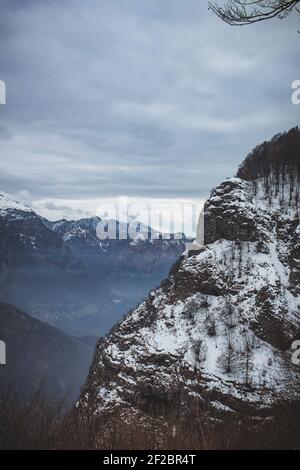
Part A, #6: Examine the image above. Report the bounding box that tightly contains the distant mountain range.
[0,192,187,336]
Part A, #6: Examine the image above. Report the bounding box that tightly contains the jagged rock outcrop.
[78,129,300,424]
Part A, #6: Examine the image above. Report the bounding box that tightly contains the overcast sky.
[0,0,299,222]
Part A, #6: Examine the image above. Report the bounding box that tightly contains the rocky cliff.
[77,128,300,425]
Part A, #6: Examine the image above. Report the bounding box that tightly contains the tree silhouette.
[209,1,300,26]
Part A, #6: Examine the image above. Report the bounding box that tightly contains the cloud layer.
[0,0,299,209]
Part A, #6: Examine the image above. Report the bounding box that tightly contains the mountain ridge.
[0,192,186,336]
[0,301,94,403]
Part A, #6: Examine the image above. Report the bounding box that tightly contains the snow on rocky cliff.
[78,128,300,423]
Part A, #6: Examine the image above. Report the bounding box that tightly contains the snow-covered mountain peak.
[0,191,32,215]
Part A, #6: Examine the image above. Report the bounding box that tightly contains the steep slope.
[78,128,300,425]
[0,302,94,403]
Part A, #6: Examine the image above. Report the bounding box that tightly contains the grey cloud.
[0,0,299,203]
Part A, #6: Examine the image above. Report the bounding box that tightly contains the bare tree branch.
[209,0,300,26]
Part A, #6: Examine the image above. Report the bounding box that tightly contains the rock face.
[78,128,300,423]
